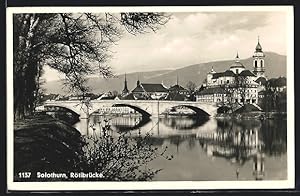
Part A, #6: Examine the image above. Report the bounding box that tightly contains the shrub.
[75,120,173,181]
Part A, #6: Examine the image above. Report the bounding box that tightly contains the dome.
[208,66,216,74]
[256,42,262,52]
[255,37,263,52]
[230,52,245,69]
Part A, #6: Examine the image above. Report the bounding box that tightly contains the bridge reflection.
[73,115,287,181]
[109,116,210,135]
[91,115,151,132]
[84,116,286,156]
[160,116,209,130]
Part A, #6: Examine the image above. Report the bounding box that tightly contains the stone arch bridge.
[44,100,218,118]
[43,100,218,135]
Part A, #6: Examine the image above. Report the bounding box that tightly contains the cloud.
[43,11,287,81]
[108,11,286,74]
[206,12,270,33]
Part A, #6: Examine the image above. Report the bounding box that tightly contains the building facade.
[118,75,190,101]
[196,39,266,105]
[166,76,190,101]
[95,106,136,115]
[131,79,169,100]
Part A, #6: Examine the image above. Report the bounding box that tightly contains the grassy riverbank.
[14,114,84,181]
[13,114,170,181]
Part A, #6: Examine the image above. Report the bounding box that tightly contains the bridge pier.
[80,118,89,136]
[152,101,160,118]
[79,103,90,136]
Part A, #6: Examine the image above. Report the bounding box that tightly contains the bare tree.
[186,81,197,101]
[232,74,250,105]
[186,81,197,93]
[13,13,170,120]
[221,74,251,113]
[112,90,119,97]
[261,78,286,113]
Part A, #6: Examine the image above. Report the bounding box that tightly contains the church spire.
[255,36,262,52]
[136,74,140,86]
[209,66,216,74]
[235,51,240,62]
[122,73,129,96]
[253,37,265,78]
[176,74,179,85]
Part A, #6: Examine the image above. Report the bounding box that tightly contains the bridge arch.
[44,105,80,117]
[89,103,152,118]
[111,104,151,118]
[169,105,210,117]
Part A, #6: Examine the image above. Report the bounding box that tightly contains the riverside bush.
[75,120,173,181]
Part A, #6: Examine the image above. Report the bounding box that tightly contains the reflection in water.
[112,116,151,132]
[160,116,209,130]
[74,115,287,181]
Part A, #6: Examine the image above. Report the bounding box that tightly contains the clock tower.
[253,37,265,78]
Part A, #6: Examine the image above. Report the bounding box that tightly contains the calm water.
[74,115,287,181]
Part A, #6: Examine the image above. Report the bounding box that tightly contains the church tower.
[121,73,129,96]
[253,37,265,78]
[206,66,216,87]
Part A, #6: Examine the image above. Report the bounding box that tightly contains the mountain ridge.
[43,52,286,95]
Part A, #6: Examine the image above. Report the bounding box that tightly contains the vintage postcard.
[6,6,294,191]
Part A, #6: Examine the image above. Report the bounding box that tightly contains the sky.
[43,11,287,82]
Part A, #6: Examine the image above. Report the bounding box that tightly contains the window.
[255,60,257,68]
[260,60,263,67]
[236,69,238,74]
[227,80,229,84]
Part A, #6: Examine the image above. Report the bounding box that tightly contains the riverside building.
[196,39,267,105]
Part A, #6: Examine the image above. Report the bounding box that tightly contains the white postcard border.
[6,5,295,191]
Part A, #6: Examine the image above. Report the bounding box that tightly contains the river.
[73,115,287,181]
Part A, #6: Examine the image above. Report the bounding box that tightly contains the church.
[120,74,189,100]
[131,79,169,100]
[196,38,267,105]
[120,75,169,100]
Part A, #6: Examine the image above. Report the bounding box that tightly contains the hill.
[43,52,286,95]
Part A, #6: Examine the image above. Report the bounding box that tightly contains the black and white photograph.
[6,6,294,190]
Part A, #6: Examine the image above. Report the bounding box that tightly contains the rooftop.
[212,70,235,79]
[132,83,169,93]
[169,84,188,92]
[239,70,256,77]
[120,93,136,100]
[212,69,256,79]
[197,87,226,95]
[255,77,267,85]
